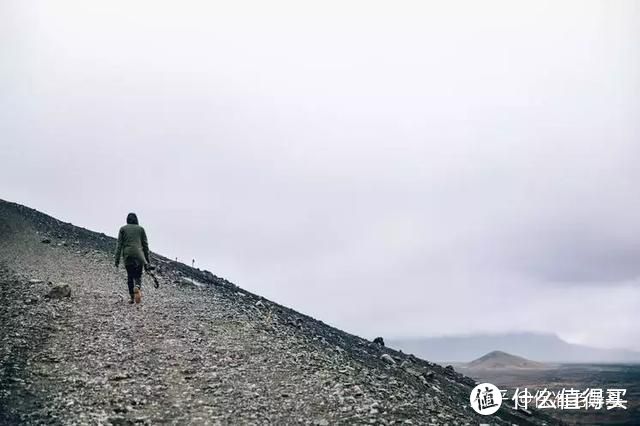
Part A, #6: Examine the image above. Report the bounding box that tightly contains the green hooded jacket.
[114,223,150,266]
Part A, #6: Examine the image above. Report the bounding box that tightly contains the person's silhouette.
[114,213,151,304]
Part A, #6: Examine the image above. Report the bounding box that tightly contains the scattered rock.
[41,238,51,244]
[373,337,385,346]
[108,416,134,425]
[381,354,396,365]
[109,373,130,381]
[404,367,421,377]
[353,385,364,397]
[46,283,71,299]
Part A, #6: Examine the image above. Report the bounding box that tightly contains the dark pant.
[124,258,143,297]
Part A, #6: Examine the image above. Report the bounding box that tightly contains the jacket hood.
[126,213,139,225]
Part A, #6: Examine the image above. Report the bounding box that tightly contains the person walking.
[114,213,151,304]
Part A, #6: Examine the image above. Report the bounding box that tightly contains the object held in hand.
[146,269,160,288]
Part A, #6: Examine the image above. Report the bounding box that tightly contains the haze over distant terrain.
[389,333,640,363]
[2,1,639,350]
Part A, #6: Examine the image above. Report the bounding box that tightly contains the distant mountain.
[388,332,640,364]
[465,350,547,370]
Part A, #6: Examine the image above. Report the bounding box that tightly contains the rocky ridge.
[0,199,557,425]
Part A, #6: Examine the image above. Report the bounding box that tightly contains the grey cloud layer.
[2,0,639,349]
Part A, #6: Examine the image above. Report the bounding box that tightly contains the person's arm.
[114,228,124,267]
[141,227,150,264]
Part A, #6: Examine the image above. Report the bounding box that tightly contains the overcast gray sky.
[2,1,639,350]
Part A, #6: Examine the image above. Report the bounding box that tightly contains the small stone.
[46,284,71,299]
[405,368,421,377]
[423,370,434,379]
[41,238,51,244]
[373,337,385,346]
[381,354,396,365]
[108,416,130,425]
[109,373,130,381]
[353,385,364,397]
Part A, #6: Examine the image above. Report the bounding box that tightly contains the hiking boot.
[134,287,142,304]
[129,297,135,304]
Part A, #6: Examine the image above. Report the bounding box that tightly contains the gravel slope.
[0,200,556,425]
